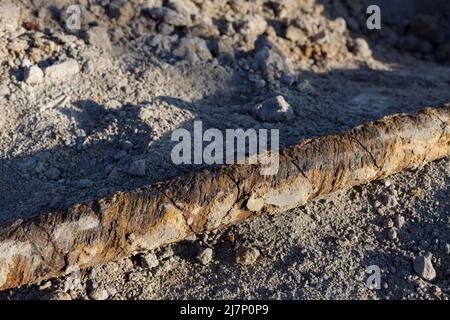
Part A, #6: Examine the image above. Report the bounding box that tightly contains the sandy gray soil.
[0,0,449,299]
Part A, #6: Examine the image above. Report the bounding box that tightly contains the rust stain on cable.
[0,105,449,290]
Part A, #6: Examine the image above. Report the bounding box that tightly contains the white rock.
[197,247,213,265]
[161,8,192,27]
[0,85,10,96]
[85,26,112,52]
[332,18,347,34]
[0,2,21,33]
[167,0,199,17]
[142,0,163,10]
[354,38,372,59]
[24,65,44,84]
[394,214,405,228]
[413,256,436,281]
[141,252,159,269]
[105,99,122,110]
[88,287,109,300]
[44,59,80,82]
[255,95,294,122]
[246,197,265,212]
[285,26,307,43]
[241,14,267,38]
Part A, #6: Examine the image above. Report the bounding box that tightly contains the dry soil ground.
[0,0,449,299]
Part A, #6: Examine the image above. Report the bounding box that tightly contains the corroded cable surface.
[0,105,449,290]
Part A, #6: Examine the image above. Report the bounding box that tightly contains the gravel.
[197,248,214,265]
[0,0,449,300]
[140,252,159,269]
[88,287,109,301]
[235,246,260,266]
[24,65,44,84]
[43,59,80,82]
[413,256,437,282]
[0,2,21,33]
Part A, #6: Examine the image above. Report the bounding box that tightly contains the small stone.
[332,18,347,34]
[445,243,450,255]
[240,14,267,39]
[255,95,294,123]
[413,256,436,281]
[387,228,397,240]
[0,1,21,33]
[140,252,159,269]
[106,286,118,297]
[159,259,173,273]
[167,0,199,17]
[235,246,260,266]
[108,0,134,25]
[173,37,212,61]
[78,178,93,188]
[354,38,372,59]
[62,269,82,292]
[394,214,405,228]
[188,22,220,38]
[161,8,192,27]
[44,59,80,82]
[24,65,44,84]
[253,78,266,88]
[0,85,10,96]
[379,193,397,207]
[197,247,213,265]
[285,26,307,43]
[142,0,163,12]
[245,197,265,212]
[254,44,294,81]
[45,167,61,180]
[39,281,52,290]
[84,26,111,52]
[34,161,45,174]
[128,159,146,176]
[88,287,109,300]
[217,37,235,60]
[105,99,122,110]
[383,218,394,229]
[185,234,197,242]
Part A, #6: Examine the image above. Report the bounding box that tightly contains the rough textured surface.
[0,0,450,299]
[0,105,449,290]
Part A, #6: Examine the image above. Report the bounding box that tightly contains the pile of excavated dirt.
[0,0,449,299]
